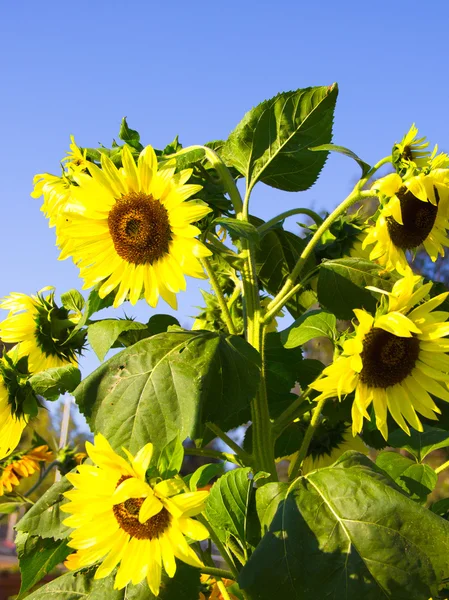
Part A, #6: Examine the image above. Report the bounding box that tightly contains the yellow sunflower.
[0,288,81,373]
[363,160,449,274]
[0,377,27,460]
[62,135,89,173]
[311,270,449,440]
[57,145,212,309]
[0,445,53,495]
[62,434,209,596]
[393,124,431,168]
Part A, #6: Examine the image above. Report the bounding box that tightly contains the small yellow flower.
[312,270,449,440]
[393,124,431,168]
[0,288,81,373]
[62,434,209,596]
[57,145,212,309]
[62,136,89,173]
[0,445,53,495]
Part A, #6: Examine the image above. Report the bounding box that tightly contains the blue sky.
[1,0,449,384]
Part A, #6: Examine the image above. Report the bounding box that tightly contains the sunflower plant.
[4,85,449,600]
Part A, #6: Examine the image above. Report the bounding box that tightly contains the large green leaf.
[74,331,260,454]
[280,309,337,349]
[16,532,70,598]
[388,424,449,462]
[376,451,437,503]
[87,319,148,361]
[29,365,81,400]
[213,217,260,245]
[255,482,289,535]
[23,561,200,600]
[223,85,338,192]
[205,467,252,548]
[317,258,398,320]
[16,476,72,540]
[239,451,449,600]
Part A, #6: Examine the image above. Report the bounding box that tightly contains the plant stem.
[258,208,323,234]
[184,447,240,465]
[199,566,235,580]
[435,459,449,475]
[264,156,390,319]
[25,461,60,496]
[197,514,240,579]
[200,258,238,335]
[206,422,253,465]
[288,397,327,480]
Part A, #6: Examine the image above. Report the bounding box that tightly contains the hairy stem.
[206,422,253,465]
[200,258,238,335]
[199,566,236,580]
[184,447,240,465]
[288,397,328,480]
[258,208,323,234]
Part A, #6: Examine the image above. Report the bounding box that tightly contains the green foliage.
[280,309,337,348]
[23,562,201,600]
[388,425,449,462]
[60,289,85,315]
[223,85,338,193]
[376,451,438,502]
[317,257,398,319]
[74,331,260,454]
[87,319,148,361]
[213,217,260,245]
[188,462,225,491]
[309,143,371,176]
[239,452,449,600]
[205,468,253,553]
[29,365,81,400]
[157,435,184,479]
[16,532,71,598]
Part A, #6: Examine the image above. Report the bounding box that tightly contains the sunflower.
[392,124,431,169]
[0,288,81,373]
[62,135,89,173]
[0,445,53,495]
[56,145,212,309]
[62,434,209,596]
[363,161,449,274]
[0,377,27,459]
[311,270,449,440]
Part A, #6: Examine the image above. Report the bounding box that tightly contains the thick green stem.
[258,208,323,235]
[264,156,391,319]
[200,258,237,335]
[435,459,449,475]
[289,397,327,480]
[206,422,253,466]
[199,566,235,580]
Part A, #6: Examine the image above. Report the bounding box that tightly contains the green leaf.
[23,562,201,600]
[205,467,252,547]
[16,476,72,540]
[430,498,449,518]
[29,365,81,399]
[60,289,85,314]
[16,532,70,598]
[223,85,338,192]
[317,257,398,320]
[213,217,260,245]
[75,331,260,455]
[376,451,437,502]
[388,424,449,462]
[118,117,143,151]
[87,319,148,361]
[74,285,116,331]
[309,143,371,176]
[254,221,316,318]
[280,309,337,349]
[239,452,449,600]
[117,314,181,348]
[157,435,184,479]
[255,482,289,535]
[189,462,224,491]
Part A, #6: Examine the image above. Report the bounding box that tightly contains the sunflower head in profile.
[312,270,449,440]
[0,288,83,374]
[363,156,449,274]
[0,444,53,496]
[61,434,209,596]
[0,375,28,460]
[58,145,212,309]
[392,124,431,170]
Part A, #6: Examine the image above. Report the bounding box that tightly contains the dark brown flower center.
[112,475,171,540]
[108,192,172,265]
[386,186,438,250]
[359,327,420,388]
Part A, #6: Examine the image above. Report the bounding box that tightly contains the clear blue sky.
[1,0,449,382]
